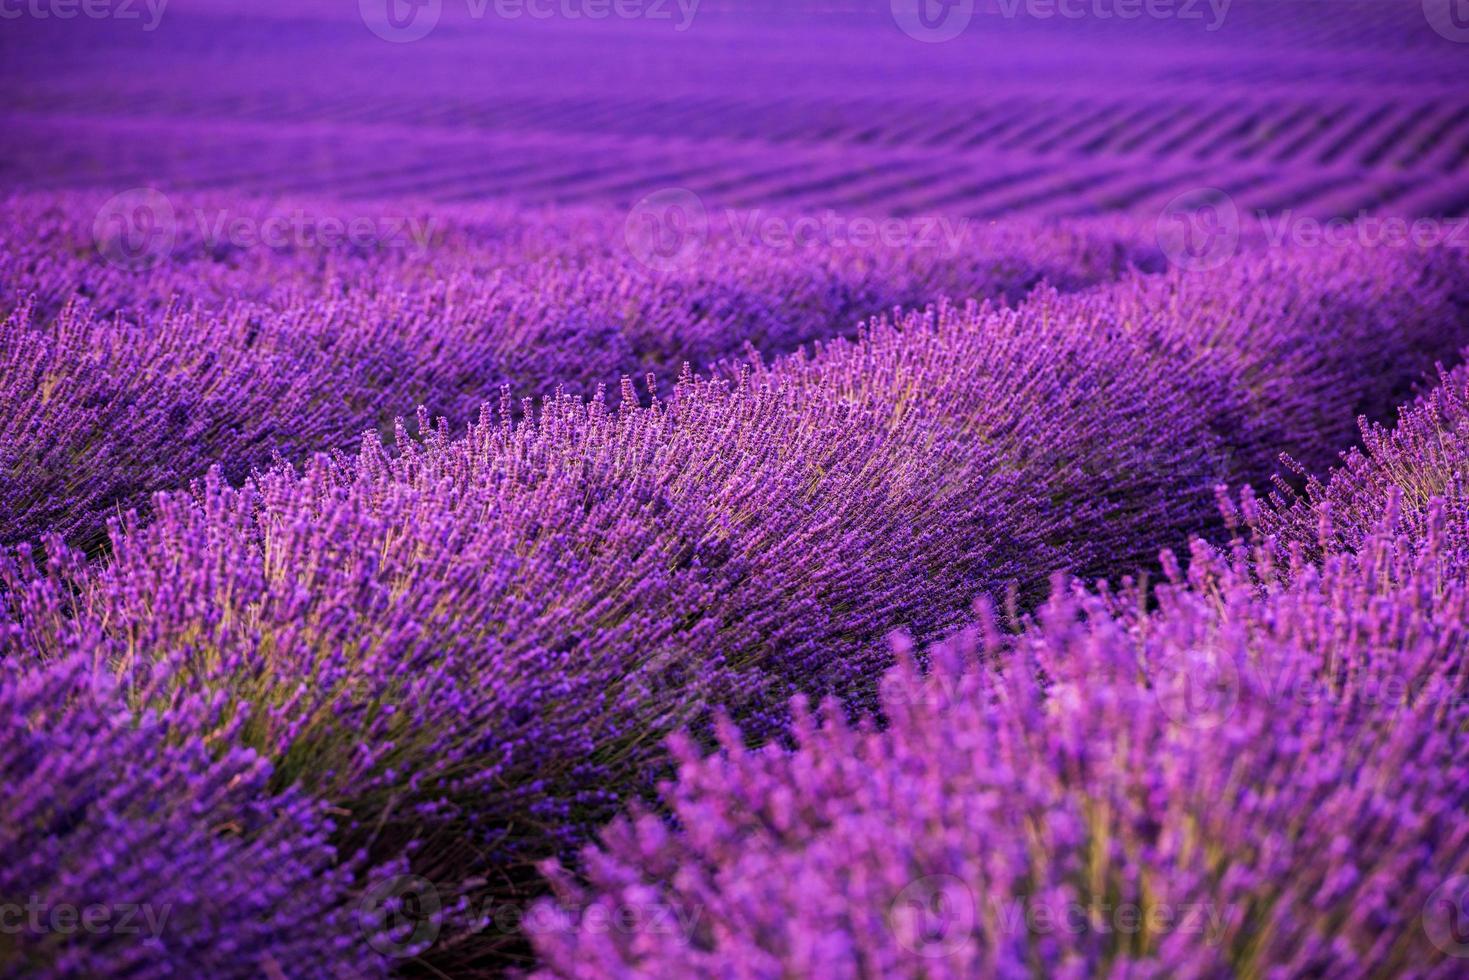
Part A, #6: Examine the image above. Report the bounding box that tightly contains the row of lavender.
[2,202,1468,973]
[0,192,1150,551]
[6,3,1465,223]
[533,362,1469,978]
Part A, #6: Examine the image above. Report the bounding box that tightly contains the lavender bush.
[5,233,1466,971]
[0,193,1152,551]
[4,1,1469,974]
[0,635,388,977]
[531,375,1469,977]
[1257,362,1469,559]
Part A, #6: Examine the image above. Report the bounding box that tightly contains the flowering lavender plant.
[0,642,391,977]
[0,193,1151,552]
[5,221,1467,971]
[531,372,1469,977]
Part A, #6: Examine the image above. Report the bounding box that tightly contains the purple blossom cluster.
[4,2,1469,975]
[1258,361,1469,561]
[0,192,1151,551]
[0,639,391,977]
[530,364,1469,978]
[4,193,1468,972]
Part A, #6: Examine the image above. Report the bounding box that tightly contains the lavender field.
[3,1,1469,977]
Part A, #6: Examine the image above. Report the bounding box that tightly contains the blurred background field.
[3,0,1468,219]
